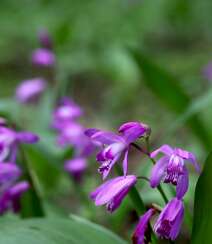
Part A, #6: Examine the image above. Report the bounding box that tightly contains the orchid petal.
[91,131,124,145]
[150,156,169,187]
[150,145,174,158]
[123,148,129,177]
[176,167,189,199]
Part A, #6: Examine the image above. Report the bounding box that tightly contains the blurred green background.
[0,0,212,243]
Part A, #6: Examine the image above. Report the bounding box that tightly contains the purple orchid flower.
[132,208,156,244]
[64,157,87,182]
[15,78,46,104]
[150,145,200,199]
[133,198,184,242]
[90,175,137,212]
[52,98,83,130]
[0,126,39,162]
[31,48,55,67]
[0,181,29,214]
[154,198,184,240]
[0,162,21,187]
[85,121,150,179]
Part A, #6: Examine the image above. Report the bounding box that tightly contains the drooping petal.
[176,167,189,199]
[91,175,136,206]
[132,209,155,244]
[150,156,169,187]
[123,148,129,176]
[150,145,174,158]
[175,148,200,173]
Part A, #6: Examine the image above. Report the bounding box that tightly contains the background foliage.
[0,0,212,243]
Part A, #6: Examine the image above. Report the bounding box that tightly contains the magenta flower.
[150,145,200,199]
[0,181,29,214]
[90,175,136,212]
[52,98,83,130]
[64,157,87,182]
[15,78,46,104]
[154,198,184,240]
[86,122,150,179]
[132,209,155,244]
[31,48,55,67]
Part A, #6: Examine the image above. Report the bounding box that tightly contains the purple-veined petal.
[101,154,121,180]
[150,145,174,158]
[176,167,189,199]
[123,148,129,176]
[150,156,169,187]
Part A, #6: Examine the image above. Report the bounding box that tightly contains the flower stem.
[131,142,169,204]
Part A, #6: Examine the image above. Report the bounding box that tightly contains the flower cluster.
[15,29,55,104]
[86,121,200,242]
[52,97,96,182]
[0,121,39,214]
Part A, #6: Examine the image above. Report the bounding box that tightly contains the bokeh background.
[0,0,212,243]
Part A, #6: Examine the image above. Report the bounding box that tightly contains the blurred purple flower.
[132,208,155,244]
[202,62,212,81]
[0,181,29,214]
[38,29,53,49]
[31,48,55,67]
[150,145,200,199]
[0,126,39,162]
[154,198,184,240]
[15,78,46,104]
[0,162,21,187]
[85,121,150,179]
[90,175,137,212]
[64,157,87,182]
[52,98,83,130]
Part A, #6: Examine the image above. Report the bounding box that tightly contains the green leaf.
[20,147,45,218]
[131,50,212,150]
[191,152,212,243]
[0,216,126,244]
[23,145,62,193]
